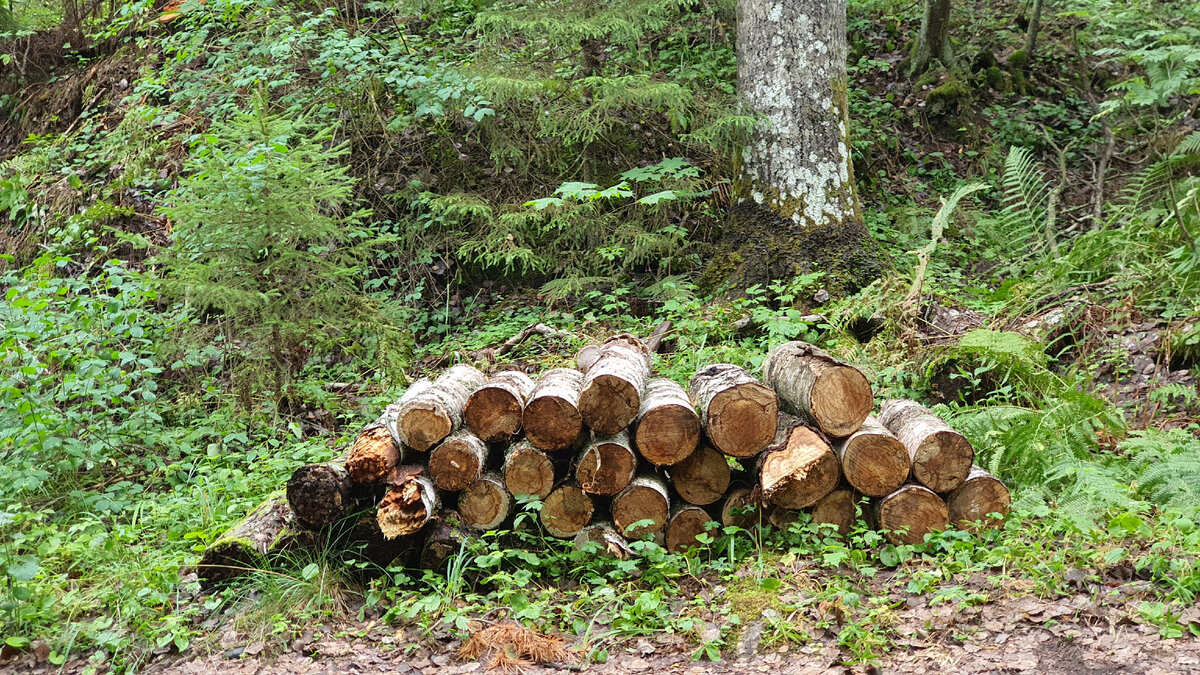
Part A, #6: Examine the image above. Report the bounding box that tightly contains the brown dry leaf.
[459,623,572,672]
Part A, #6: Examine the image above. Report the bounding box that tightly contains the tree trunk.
[835,416,911,497]
[688,363,778,458]
[757,413,840,509]
[811,488,856,536]
[578,334,653,435]
[428,429,489,491]
[465,370,535,442]
[540,483,594,538]
[878,400,974,493]
[876,484,949,545]
[722,0,881,293]
[573,522,633,558]
[459,474,514,531]
[523,368,585,451]
[633,378,701,466]
[909,0,954,76]
[665,504,714,553]
[390,364,486,451]
[720,484,762,529]
[576,430,638,496]
[668,444,731,506]
[762,340,873,437]
[198,494,317,587]
[612,474,671,539]
[946,466,1011,530]
[286,462,351,530]
[1023,0,1043,63]
[503,440,559,499]
[377,472,439,539]
[346,412,404,487]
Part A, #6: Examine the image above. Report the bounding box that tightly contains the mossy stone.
[1009,49,1029,69]
[926,76,972,118]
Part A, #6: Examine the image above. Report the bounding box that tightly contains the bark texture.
[946,466,1011,530]
[666,505,715,553]
[286,462,350,530]
[459,474,513,531]
[377,473,439,539]
[390,364,486,451]
[503,440,558,499]
[198,494,315,586]
[758,413,841,509]
[668,444,731,506]
[721,0,881,293]
[540,483,594,538]
[877,484,949,545]
[428,429,489,491]
[523,368,585,451]
[345,413,404,487]
[762,340,873,437]
[578,334,653,435]
[909,0,954,75]
[465,370,535,442]
[835,416,911,497]
[879,400,974,493]
[633,378,701,466]
[611,474,671,539]
[688,363,778,458]
[576,430,638,496]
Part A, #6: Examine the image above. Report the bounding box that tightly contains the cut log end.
[669,445,731,506]
[839,419,911,497]
[811,489,856,536]
[465,388,524,442]
[504,443,557,500]
[708,384,778,458]
[759,422,840,509]
[577,434,637,496]
[573,522,633,558]
[612,479,670,539]
[523,397,583,451]
[460,475,513,531]
[721,486,762,530]
[635,404,701,466]
[377,475,438,539]
[286,463,349,530]
[913,431,975,493]
[579,374,642,435]
[398,408,453,452]
[666,506,714,553]
[878,485,949,545]
[811,366,873,436]
[947,467,1011,530]
[540,485,594,538]
[346,426,402,485]
[428,431,488,491]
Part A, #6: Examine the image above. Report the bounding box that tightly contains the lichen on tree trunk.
[712,0,882,294]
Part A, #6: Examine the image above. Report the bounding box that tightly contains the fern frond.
[997,146,1052,262]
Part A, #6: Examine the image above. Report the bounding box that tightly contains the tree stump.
[688,363,778,458]
[877,484,949,545]
[758,414,840,509]
[523,368,585,451]
[633,378,701,466]
[763,341,873,437]
[668,445,731,506]
[578,334,653,434]
[835,416,911,497]
[879,400,974,493]
[946,466,1011,530]
[465,370,535,442]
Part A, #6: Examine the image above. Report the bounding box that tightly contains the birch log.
[390,364,486,451]
[578,334,653,434]
[573,522,633,558]
[758,414,840,509]
[346,410,404,486]
[540,483,594,538]
[762,341,873,437]
[576,430,638,496]
[668,445,731,506]
[811,488,856,536]
[633,378,701,466]
[503,440,558,499]
[459,474,513,531]
[665,504,715,553]
[612,474,670,539]
[879,400,974,493]
[465,370,535,442]
[877,484,949,545]
[428,429,489,491]
[523,368,585,451]
[688,363,778,458]
[835,416,911,497]
[946,466,1011,530]
[198,494,316,587]
[286,462,350,530]
[377,472,439,539]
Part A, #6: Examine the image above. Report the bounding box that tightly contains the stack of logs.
[199,335,1011,585]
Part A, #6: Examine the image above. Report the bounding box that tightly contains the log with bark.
[503,440,559,500]
[720,484,762,530]
[377,470,439,539]
[389,364,486,451]
[523,368,585,451]
[198,494,317,587]
[573,522,633,558]
[811,488,857,536]
[576,430,638,496]
[835,416,911,497]
[633,378,701,466]
[668,444,731,506]
[757,414,840,509]
[688,363,778,458]
[762,341,873,438]
[665,504,715,553]
[459,474,513,531]
[578,334,653,435]
[946,466,1011,530]
[339,510,422,570]
[612,474,670,539]
[345,410,404,487]
[576,344,601,373]
[540,483,594,538]
[879,400,974,493]
[876,484,950,545]
[465,370,535,442]
[418,511,471,570]
[428,429,489,491]
[286,462,351,530]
